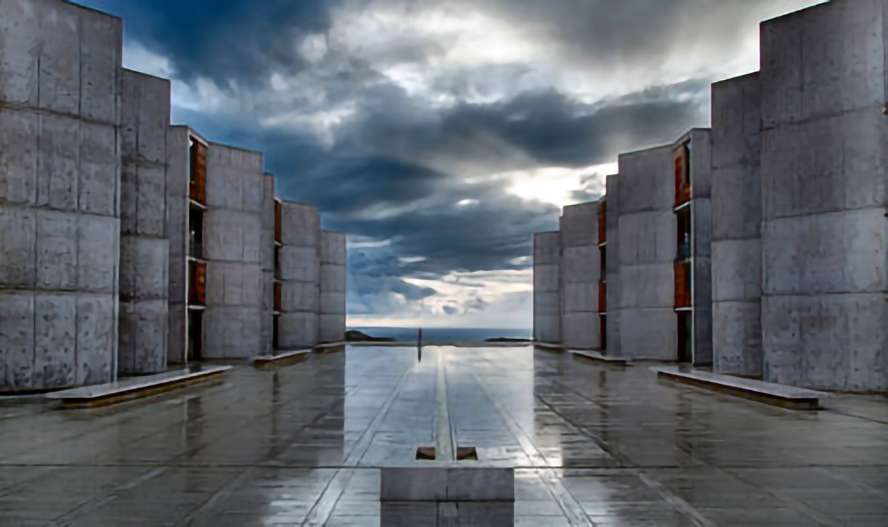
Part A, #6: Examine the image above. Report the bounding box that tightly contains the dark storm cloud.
[79,0,342,86]
[74,0,808,319]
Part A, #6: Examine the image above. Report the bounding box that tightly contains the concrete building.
[559,203,601,349]
[713,0,888,391]
[533,0,886,391]
[118,70,170,374]
[1,0,347,393]
[532,232,561,344]
[0,0,122,392]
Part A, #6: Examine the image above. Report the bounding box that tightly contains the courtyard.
[1,346,886,526]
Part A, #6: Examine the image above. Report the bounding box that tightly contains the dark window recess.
[674,143,691,206]
[274,200,283,244]
[274,246,282,279]
[189,208,204,259]
[676,207,691,261]
[189,140,207,204]
[600,315,607,351]
[188,310,204,362]
[677,312,692,363]
[599,246,607,280]
[598,281,607,313]
[189,261,206,305]
[273,314,280,350]
[597,201,607,243]
[674,260,691,309]
[274,282,283,312]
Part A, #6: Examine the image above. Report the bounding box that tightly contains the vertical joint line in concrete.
[436,348,455,461]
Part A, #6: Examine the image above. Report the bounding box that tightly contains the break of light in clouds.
[78,0,825,329]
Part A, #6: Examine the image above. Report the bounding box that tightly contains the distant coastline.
[347,326,531,346]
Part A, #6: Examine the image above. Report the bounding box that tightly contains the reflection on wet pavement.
[1,346,887,525]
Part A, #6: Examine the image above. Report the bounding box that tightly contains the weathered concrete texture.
[616,147,676,360]
[759,0,888,390]
[604,175,621,356]
[688,130,714,366]
[278,203,321,349]
[164,126,192,365]
[0,0,121,392]
[532,232,560,343]
[711,73,763,377]
[118,70,170,374]
[203,143,265,358]
[559,203,600,349]
[319,231,347,343]
[259,175,275,355]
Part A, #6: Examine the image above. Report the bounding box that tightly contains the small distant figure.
[417,328,423,362]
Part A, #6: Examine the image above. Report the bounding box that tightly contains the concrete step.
[45,365,231,408]
[569,349,628,365]
[652,366,830,410]
[252,349,312,368]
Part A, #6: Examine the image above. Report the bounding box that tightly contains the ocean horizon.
[350,326,531,344]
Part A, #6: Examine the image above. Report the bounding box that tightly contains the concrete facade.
[615,146,677,360]
[118,70,169,374]
[319,231,347,343]
[1,0,122,392]
[559,203,600,349]
[277,202,321,349]
[711,73,763,377]
[1,0,348,391]
[532,232,561,344]
[757,0,887,391]
[531,0,887,391]
[202,144,265,359]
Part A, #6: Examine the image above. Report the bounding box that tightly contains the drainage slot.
[415,446,436,460]
[457,446,478,461]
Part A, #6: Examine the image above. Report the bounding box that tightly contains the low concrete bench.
[252,349,311,368]
[45,365,231,408]
[381,467,514,525]
[569,349,628,365]
[652,366,829,410]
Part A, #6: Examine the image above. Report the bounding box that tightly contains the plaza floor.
[0,346,886,526]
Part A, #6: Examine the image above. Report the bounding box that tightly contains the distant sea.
[351,327,531,344]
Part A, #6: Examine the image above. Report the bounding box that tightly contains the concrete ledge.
[533,341,564,351]
[45,365,231,408]
[315,341,347,352]
[569,349,628,365]
[381,467,515,502]
[252,349,311,369]
[652,366,829,410]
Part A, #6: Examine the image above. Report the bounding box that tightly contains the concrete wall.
[164,126,192,364]
[616,146,676,360]
[533,232,561,343]
[203,143,265,358]
[604,175,622,356]
[278,202,320,349]
[711,73,763,377]
[118,70,169,374]
[759,0,888,391]
[260,175,275,356]
[559,203,600,349]
[687,129,714,366]
[1,0,122,391]
[319,231,347,343]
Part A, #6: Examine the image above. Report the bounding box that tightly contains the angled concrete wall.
[604,175,622,356]
[0,0,122,391]
[278,202,320,349]
[616,146,676,360]
[260,174,275,356]
[711,73,763,377]
[164,126,192,364]
[533,232,561,344]
[203,143,265,358]
[759,0,888,390]
[118,70,169,374]
[319,231,347,343]
[686,129,714,366]
[559,203,600,349]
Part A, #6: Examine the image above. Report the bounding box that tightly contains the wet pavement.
[1,345,887,526]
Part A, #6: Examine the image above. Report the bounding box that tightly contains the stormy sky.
[79,0,822,329]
